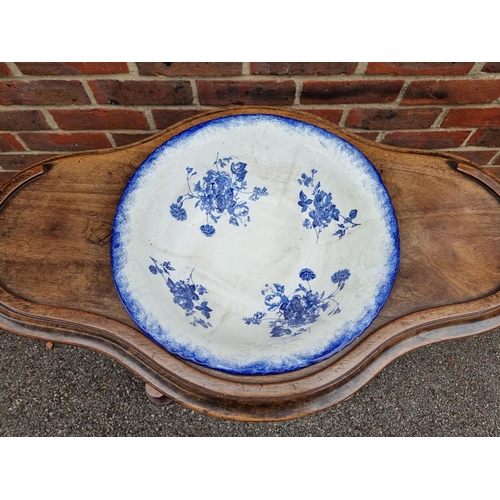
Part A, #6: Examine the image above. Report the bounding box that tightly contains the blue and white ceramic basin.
[111,113,399,375]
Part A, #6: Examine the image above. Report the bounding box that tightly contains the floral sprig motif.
[148,257,212,328]
[298,169,360,243]
[169,154,268,237]
[243,267,351,338]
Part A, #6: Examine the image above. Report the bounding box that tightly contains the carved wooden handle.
[0,163,48,209]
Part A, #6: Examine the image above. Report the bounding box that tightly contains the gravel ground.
[1,327,499,437]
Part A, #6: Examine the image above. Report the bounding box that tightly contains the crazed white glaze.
[111,114,399,374]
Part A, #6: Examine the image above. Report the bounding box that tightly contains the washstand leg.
[145,383,173,406]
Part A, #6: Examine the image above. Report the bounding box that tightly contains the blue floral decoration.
[169,154,268,237]
[298,169,360,243]
[149,257,212,328]
[243,267,351,337]
[200,224,215,237]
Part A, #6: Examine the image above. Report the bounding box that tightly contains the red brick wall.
[1,62,499,177]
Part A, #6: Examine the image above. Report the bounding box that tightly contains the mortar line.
[105,132,117,147]
[190,79,200,106]
[0,150,69,155]
[81,80,98,105]
[5,63,22,76]
[431,107,451,128]
[2,146,497,158]
[241,62,250,75]
[488,151,500,165]
[353,62,368,75]
[1,102,498,111]
[11,133,30,150]
[144,109,157,130]
[41,110,60,130]
[394,80,410,105]
[2,126,489,134]
[294,80,303,105]
[469,62,485,74]
[9,128,156,134]
[338,108,349,127]
[460,129,477,147]
[446,146,497,150]
[1,73,499,82]
[127,62,140,76]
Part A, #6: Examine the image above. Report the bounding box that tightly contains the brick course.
[0,133,25,152]
[301,80,404,104]
[15,62,130,75]
[366,62,475,75]
[18,132,112,151]
[50,109,149,130]
[197,80,296,106]
[0,80,90,105]
[0,153,55,170]
[250,63,357,75]
[402,80,500,105]
[467,129,500,148]
[89,80,193,106]
[137,62,242,77]
[382,130,471,149]
[482,63,500,73]
[0,110,50,130]
[301,109,344,124]
[345,108,442,130]
[0,63,12,76]
[152,109,207,129]
[0,62,499,173]
[112,132,155,147]
[447,150,499,165]
[442,108,500,127]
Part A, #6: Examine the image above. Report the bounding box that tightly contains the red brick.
[382,130,470,149]
[137,62,241,77]
[16,62,129,75]
[442,108,500,127]
[301,80,404,104]
[467,128,500,147]
[350,131,380,141]
[50,109,149,130]
[197,80,295,106]
[402,80,500,105]
[0,63,12,76]
[152,109,207,129]
[366,62,474,75]
[89,80,193,105]
[445,149,499,165]
[0,110,50,130]
[487,166,500,179]
[482,63,500,73]
[0,170,17,184]
[112,133,155,146]
[494,156,500,165]
[299,109,344,124]
[0,80,90,105]
[251,62,357,75]
[0,133,25,152]
[346,107,441,130]
[19,132,112,151]
[0,153,55,170]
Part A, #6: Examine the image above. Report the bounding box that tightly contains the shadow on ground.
[1,328,499,436]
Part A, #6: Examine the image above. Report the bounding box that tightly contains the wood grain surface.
[1,106,499,421]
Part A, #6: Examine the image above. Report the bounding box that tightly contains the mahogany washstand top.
[1,107,499,421]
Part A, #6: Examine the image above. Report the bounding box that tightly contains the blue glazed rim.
[111,113,400,375]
